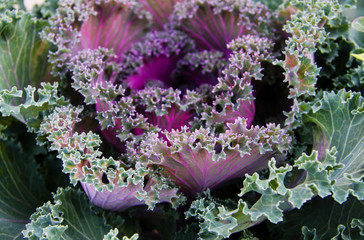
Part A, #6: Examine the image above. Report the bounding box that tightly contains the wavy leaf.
[0,10,53,94]
[303,90,364,203]
[270,196,364,240]
[0,82,67,128]
[188,90,364,239]
[0,139,51,240]
[22,187,132,239]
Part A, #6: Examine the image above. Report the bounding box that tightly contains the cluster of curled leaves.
[0,0,363,239]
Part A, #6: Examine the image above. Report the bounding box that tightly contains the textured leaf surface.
[0,83,67,126]
[139,0,181,29]
[303,90,364,203]
[175,0,274,58]
[270,196,364,240]
[78,1,150,60]
[23,187,121,240]
[0,139,51,240]
[142,119,291,195]
[189,90,364,239]
[0,10,52,94]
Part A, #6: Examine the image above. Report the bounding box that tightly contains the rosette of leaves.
[35,0,284,204]
[2,0,361,239]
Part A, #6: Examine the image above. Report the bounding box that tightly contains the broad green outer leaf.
[0,10,53,98]
[23,187,133,240]
[303,90,364,203]
[0,139,51,240]
[270,196,364,240]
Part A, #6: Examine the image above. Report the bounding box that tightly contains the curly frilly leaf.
[141,117,291,195]
[240,90,364,221]
[81,170,181,212]
[67,48,159,147]
[187,90,364,239]
[276,0,351,128]
[135,86,196,136]
[188,151,338,239]
[22,187,139,240]
[186,194,259,240]
[196,35,275,129]
[42,0,151,75]
[38,105,182,211]
[198,35,274,128]
[0,83,67,130]
[0,9,61,129]
[333,64,364,95]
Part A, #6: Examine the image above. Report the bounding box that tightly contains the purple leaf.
[141,118,291,195]
[175,0,274,58]
[78,2,150,62]
[139,0,183,29]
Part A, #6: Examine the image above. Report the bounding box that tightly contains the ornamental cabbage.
[0,0,363,239]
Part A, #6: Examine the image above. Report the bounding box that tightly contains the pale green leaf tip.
[352,53,364,61]
[352,17,364,32]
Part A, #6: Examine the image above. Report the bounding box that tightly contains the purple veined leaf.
[81,174,179,211]
[145,104,195,138]
[46,0,151,69]
[174,0,274,58]
[179,4,243,58]
[139,0,183,29]
[219,99,255,127]
[141,118,291,195]
[78,1,151,62]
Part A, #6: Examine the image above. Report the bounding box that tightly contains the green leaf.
[352,17,364,32]
[333,64,364,95]
[270,196,364,240]
[303,90,364,203]
[0,139,51,240]
[23,187,130,240]
[352,52,364,61]
[189,90,364,239]
[103,229,139,240]
[0,10,54,94]
[0,82,67,127]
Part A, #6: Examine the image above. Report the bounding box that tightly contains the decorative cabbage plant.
[0,0,363,239]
